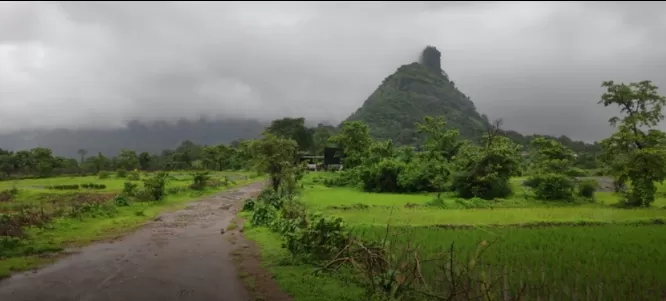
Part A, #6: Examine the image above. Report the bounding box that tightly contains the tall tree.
[252,133,298,192]
[77,149,88,165]
[598,80,666,207]
[265,117,313,152]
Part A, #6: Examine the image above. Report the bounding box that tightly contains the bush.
[251,202,277,226]
[128,171,141,181]
[257,187,283,209]
[397,161,440,193]
[452,172,512,200]
[141,172,168,201]
[81,183,106,190]
[113,195,130,207]
[189,171,211,190]
[116,169,128,178]
[323,170,358,188]
[98,171,110,179]
[527,173,575,201]
[358,159,406,193]
[577,178,599,199]
[241,198,256,212]
[48,184,80,190]
[565,167,588,177]
[283,213,349,261]
[0,187,19,202]
[122,182,138,196]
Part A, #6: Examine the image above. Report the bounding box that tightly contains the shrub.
[241,198,256,212]
[527,173,575,201]
[48,185,80,190]
[115,169,128,178]
[113,195,130,207]
[452,172,512,200]
[283,213,349,261]
[122,182,138,196]
[358,159,406,193]
[189,171,211,190]
[257,187,283,209]
[0,187,19,202]
[81,183,106,190]
[98,171,110,179]
[128,171,141,181]
[250,202,277,226]
[141,172,168,201]
[577,178,599,199]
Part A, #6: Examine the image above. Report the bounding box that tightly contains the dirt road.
[0,182,264,301]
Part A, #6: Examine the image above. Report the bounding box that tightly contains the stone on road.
[0,182,263,301]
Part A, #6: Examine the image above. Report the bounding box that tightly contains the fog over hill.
[2,2,666,156]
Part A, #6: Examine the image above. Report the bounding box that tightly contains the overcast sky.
[1,1,665,142]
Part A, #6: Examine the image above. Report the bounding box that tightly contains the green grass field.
[244,172,666,300]
[0,170,261,278]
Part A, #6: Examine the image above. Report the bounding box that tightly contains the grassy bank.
[241,172,666,300]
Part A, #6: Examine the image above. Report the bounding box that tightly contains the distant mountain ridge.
[0,119,266,157]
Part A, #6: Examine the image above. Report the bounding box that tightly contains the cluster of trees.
[317,80,666,207]
[0,140,255,179]
[2,80,664,208]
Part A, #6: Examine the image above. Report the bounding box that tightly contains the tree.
[452,119,521,199]
[252,133,298,192]
[138,152,151,170]
[116,149,140,170]
[265,117,314,152]
[30,147,58,177]
[415,116,461,197]
[311,124,335,155]
[0,149,17,178]
[598,80,666,207]
[525,137,577,201]
[77,149,88,166]
[528,137,575,174]
[329,121,373,169]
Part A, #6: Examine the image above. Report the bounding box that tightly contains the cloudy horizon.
[2,1,666,142]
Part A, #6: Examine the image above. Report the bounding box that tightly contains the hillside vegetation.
[236,77,666,301]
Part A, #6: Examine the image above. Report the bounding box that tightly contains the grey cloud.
[1,1,666,142]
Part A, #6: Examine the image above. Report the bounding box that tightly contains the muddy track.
[0,182,264,301]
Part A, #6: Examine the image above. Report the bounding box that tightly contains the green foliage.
[116,149,140,170]
[329,121,373,169]
[344,62,488,145]
[599,80,666,207]
[127,170,140,181]
[282,214,349,261]
[81,183,106,190]
[115,169,127,178]
[141,172,169,201]
[122,182,138,196]
[577,179,598,199]
[250,202,277,226]
[113,195,130,207]
[241,198,256,212]
[358,158,406,193]
[0,187,18,202]
[189,171,211,190]
[98,171,110,179]
[265,117,314,152]
[451,129,521,200]
[48,184,80,190]
[526,173,575,201]
[252,133,299,192]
